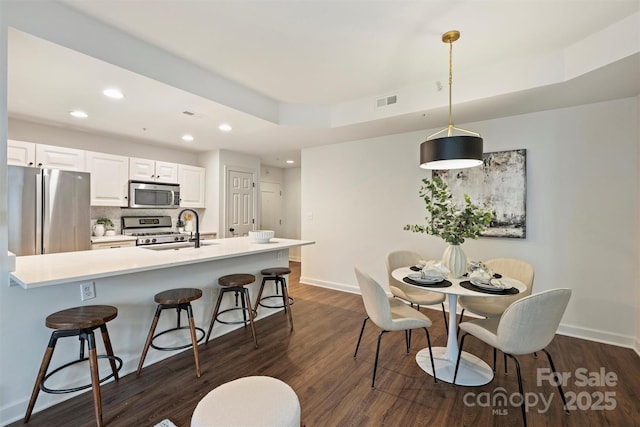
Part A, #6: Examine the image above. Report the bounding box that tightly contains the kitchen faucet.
[178,208,200,248]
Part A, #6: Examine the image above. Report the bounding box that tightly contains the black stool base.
[258,294,295,309]
[41,355,123,394]
[151,325,206,351]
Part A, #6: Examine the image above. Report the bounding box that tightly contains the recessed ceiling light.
[218,123,232,132]
[103,88,124,99]
[181,134,194,142]
[69,110,88,118]
[286,160,295,164]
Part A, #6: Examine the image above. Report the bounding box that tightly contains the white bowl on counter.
[248,230,274,243]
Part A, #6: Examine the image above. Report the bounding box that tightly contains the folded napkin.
[469,269,492,284]
[421,261,449,279]
[489,278,508,289]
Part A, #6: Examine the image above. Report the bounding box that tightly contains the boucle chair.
[386,251,448,332]
[458,258,535,320]
[191,376,300,427]
[353,267,437,388]
[453,288,571,427]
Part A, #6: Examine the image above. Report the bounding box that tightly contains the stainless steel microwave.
[129,181,180,208]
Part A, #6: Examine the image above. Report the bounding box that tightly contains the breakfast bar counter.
[11,237,314,289]
[2,237,313,424]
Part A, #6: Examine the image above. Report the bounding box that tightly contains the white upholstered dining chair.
[454,288,572,427]
[386,250,448,332]
[458,258,535,320]
[353,267,437,388]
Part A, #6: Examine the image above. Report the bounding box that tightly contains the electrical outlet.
[80,282,95,301]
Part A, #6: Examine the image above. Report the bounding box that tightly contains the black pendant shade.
[418,30,484,170]
[419,135,483,170]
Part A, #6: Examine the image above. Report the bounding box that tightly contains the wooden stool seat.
[155,288,202,305]
[260,267,292,276]
[219,274,255,287]
[254,266,294,330]
[206,274,258,348]
[45,305,118,330]
[137,288,204,378]
[25,305,121,427]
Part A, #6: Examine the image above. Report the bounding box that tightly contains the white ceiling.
[7,1,640,168]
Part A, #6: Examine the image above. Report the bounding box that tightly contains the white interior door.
[226,169,254,237]
[260,181,283,236]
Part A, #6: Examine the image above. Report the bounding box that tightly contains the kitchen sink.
[141,241,218,251]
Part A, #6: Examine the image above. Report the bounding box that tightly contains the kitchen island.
[11,237,313,288]
[2,237,313,424]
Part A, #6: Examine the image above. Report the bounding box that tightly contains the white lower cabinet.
[86,151,129,206]
[178,164,206,208]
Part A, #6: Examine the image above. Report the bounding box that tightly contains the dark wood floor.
[14,262,640,427]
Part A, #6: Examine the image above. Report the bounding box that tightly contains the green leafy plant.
[404,176,493,245]
[176,219,185,228]
[96,217,114,229]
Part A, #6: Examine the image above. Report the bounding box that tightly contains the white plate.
[408,273,445,284]
[471,278,508,290]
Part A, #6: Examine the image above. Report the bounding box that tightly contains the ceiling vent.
[375,95,398,109]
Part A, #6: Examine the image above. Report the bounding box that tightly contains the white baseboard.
[289,256,301,263]
[300,278,640,352]
[556,323,638,351]
[299,276,360,295]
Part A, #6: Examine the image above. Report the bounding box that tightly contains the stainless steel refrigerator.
[8,165,91,256]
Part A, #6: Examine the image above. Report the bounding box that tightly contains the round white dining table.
[392,266,526,386]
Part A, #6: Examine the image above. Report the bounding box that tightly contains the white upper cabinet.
[8,140,36,166]
[86,151,129,206]
[8,140,84,171]
[129,157,178,183]
[155,161,179,183]
[35,144,86,171]
[178,164,206,208]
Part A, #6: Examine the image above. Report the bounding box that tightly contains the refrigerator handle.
[36,172,44,254]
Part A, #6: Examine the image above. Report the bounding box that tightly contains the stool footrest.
[215,307,257,325]
[151,326,206,351]
[258,295,295,309]
[41,355,123,394]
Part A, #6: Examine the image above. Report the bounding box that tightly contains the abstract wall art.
[434,149,527,238]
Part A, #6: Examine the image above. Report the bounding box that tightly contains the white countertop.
[10,237,314,289]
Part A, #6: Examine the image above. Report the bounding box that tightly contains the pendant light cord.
[447,38,454,136]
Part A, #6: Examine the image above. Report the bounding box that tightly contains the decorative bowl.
[248,230,275,243]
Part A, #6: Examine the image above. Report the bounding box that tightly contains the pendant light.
[420,30,483,170]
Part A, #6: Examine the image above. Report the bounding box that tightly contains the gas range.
[121,216,191,246]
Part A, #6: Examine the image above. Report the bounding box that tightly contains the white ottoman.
[191,376,301,427]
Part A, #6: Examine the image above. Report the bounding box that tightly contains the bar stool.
[254,267,294,330]
[205,274,258,348]
[24,305,122,427]
[191,376,301,427]
[137,288,205,378]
